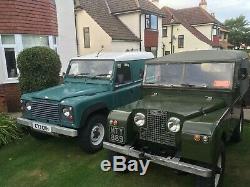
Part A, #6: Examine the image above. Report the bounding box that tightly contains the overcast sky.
[159,0,250,23]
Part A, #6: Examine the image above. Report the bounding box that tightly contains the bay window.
[0,34,57,82]
[22,35,49,49]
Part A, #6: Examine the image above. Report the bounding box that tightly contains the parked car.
[104,50,250,187]
[17,52,154,153]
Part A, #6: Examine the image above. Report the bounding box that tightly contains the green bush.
[17,47,61,93]
[0,114,24,147]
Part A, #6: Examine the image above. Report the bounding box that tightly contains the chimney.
[150,0,160,8]
[199,0,207,10]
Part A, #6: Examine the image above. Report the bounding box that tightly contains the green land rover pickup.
[104,50,250,187]
[17,52,154,153]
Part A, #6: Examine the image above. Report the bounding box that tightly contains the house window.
[165,51,170,56]
[1,35,18,78]
[115,63,131,84]
[212,25,219,36]
[178,35,184,48]
[22,35,49,49]
[83,27,90,48]
[1,35,15,45]
[145,14,158,30]
[4,48,18,78]
[162,27,168,37]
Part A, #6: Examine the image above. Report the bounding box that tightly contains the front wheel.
[78,115,106,153]
[196,143,225,187]
[231,108,244,143]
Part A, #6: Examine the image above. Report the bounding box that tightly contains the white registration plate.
[32,122,52,133]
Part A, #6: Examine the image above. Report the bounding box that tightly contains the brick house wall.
[0,84,20,112]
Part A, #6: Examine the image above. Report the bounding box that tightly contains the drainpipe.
[139,13,142,51]
[74,10,80,56]
[170,24,174,54]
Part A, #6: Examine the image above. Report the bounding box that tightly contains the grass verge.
[0,124,250,187]
[0,113,24,147]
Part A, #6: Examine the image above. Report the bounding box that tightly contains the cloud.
[159,0,250,22]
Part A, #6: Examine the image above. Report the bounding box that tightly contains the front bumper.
[103,142,212,178]
[17,118,78,137]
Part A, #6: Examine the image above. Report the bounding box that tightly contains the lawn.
[1,125,250,187]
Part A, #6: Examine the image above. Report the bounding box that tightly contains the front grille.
[31,100,60,122]
[139,110,176,146]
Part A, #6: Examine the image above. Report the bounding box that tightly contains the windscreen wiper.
[180,83,196,87]
[90,74,111,79]
[180,83,208,88]
[74,73,90,78]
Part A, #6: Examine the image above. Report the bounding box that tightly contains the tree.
[17,47,61,93]
[224,15,250,49]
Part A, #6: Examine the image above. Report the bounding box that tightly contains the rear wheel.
[79,115,106,153]
[231,108,244,143]
[196,143,225,187]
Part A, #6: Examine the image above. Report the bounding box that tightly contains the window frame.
[178,35,184,48]
[0,34,58,83]
[162,26,168,37]
[83,27,90,48]
[145,14,158,30]
[115,62,132,86]
[0,34,19,83]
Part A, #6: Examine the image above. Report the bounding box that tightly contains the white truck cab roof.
[71,52,154,62]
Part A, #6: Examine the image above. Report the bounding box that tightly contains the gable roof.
[78,0,140,41]
[175,7,222,26]
[161,7,219,47]
[107,0,165,16]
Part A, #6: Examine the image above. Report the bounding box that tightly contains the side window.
[83,27,90,48]
[115,63,131,85]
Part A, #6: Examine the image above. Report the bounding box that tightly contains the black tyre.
[79,115,106,153]
[231,109,244,143]
[29,128,50,140]
[196,143,225,187]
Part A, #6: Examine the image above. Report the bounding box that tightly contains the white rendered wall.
[55,0,78,73]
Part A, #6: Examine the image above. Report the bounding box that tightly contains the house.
[161,0,231,55]
[219,27,233,49]
[0,0,58,112]
[75,0,165,57]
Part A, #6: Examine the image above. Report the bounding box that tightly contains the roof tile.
[79,0,140,41]
[162,7,220,47]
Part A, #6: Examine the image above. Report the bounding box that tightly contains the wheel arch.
[80,102,110,129]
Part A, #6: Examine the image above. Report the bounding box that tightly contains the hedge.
[17,47,61,93]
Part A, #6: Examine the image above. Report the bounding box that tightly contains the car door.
[114,62,135,107]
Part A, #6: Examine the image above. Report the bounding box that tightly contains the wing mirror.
[62,72,66,78]
[238,68,248,80]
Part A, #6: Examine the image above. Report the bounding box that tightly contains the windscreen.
[144,63,234,89]
[67,60,114,79]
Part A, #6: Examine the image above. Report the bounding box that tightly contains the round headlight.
[134,113,145,127]
[26,102,32,111]
[63,108,71,117]
[167,117,181,133]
